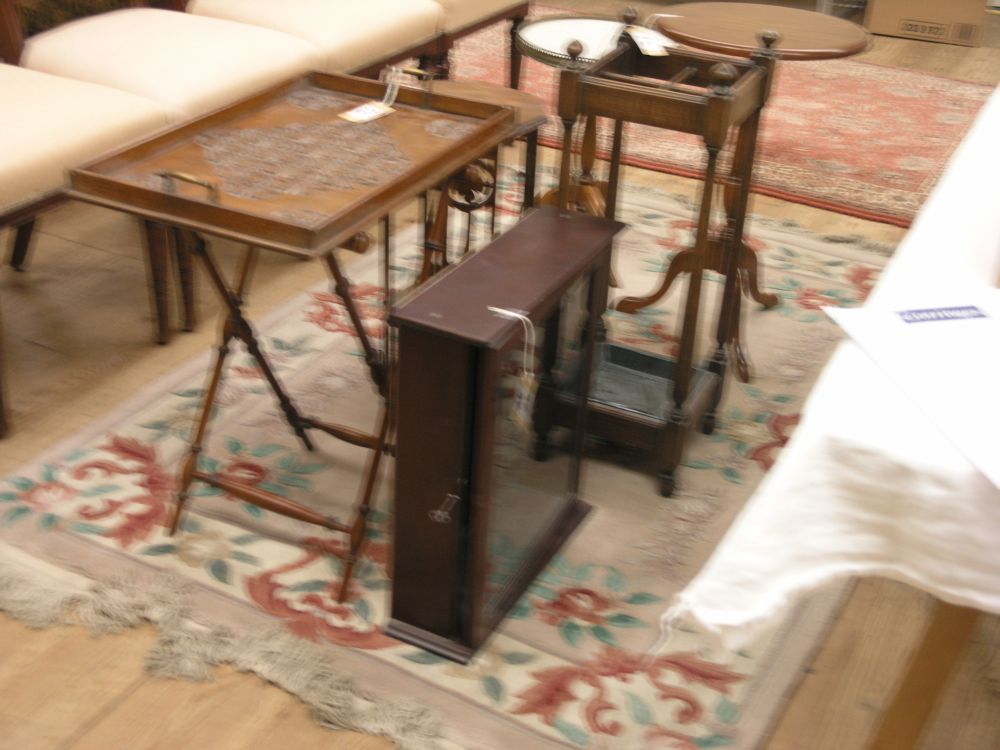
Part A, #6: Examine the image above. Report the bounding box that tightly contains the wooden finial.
[758,29,781,49]
[566,39,583,62]
[622,7,638,25]
[708,62,739,92]
[344,232,372,254]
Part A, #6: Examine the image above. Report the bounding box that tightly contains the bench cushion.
[433,0,526,34]
[187,0,443,73]
[0,64,170,211]
[20,8,319,122]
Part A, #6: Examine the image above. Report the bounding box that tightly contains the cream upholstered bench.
[0,62,173,436]
[185,0,446,77]
[0,0,318,435]
[1,0,320,271]
[185,0,530,84]
[0,0,533,436]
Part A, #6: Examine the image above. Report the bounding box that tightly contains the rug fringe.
[0,557,447,750]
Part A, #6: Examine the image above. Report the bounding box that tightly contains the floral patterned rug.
[452,6,993,227]
[0,174,892,748]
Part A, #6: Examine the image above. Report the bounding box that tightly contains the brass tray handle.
[156,170,221,203]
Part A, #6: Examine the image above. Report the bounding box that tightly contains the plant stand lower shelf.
[539,342,720,496]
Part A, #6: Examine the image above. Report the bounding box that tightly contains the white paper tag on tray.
[339,101,394,123]
[626,25,673,56]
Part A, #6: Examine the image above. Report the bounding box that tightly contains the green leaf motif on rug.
[624,592,662,605]
[71,522,106,535]
[39,513,59,530]
[208,559,231,584]
[7,477,35,492]
[289,580,330,593]
[560,619,584,647]
[242,503,265,519]
[0,492,18,502]
[250,444,285,458]
[500,651,536,665]
[715,697,741,725]
[401,651,446,665]
[696,734,736,748]
[590,624,617,647]
[482,675,504,703]
[354,598,371,623]
[142,544,178,556]
[553,718,591,746]
[3,506,32,526]
[626,692,654,725]
[81,484,121,497]
[606,613,644,628]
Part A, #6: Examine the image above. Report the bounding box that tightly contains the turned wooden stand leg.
[419,186,450,284]
[336,406,391,602]
[322,249,386,395]
[171,321,233,534]
[660,144,719,496]
[198,241,315,452]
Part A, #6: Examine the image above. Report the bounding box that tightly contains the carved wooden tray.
[70,73,514,256]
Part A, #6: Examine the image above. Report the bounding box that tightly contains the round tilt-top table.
[651,2,870,60]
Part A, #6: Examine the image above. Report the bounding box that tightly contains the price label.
[339,101,395,123]
[626,25,673,56]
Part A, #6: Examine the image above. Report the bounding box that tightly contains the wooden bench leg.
[0,298,7,438]
[8,219,35,271]
[868,601,979,749]
[142,219,172,346]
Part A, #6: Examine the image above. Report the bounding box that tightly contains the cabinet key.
[428,493,460,523]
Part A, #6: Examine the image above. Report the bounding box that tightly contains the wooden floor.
[1,7,999,749]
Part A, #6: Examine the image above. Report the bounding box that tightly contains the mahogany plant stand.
[541,34,777,496]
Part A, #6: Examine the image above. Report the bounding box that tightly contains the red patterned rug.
[452,9,993,226]
[0,179,892,748]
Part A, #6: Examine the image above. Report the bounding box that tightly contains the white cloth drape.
[658,85,1000,651]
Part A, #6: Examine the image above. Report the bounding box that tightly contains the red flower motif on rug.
[245,541,396,650]
[537,587,613,626]
[70,435,173,549]
[512,646,744,741]
[748,413,801,471]
[304,286,385,341]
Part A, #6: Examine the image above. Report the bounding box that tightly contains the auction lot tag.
[626,25,672,56]
[340,101,395,123]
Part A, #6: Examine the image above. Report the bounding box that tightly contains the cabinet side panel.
[391,328,474,638]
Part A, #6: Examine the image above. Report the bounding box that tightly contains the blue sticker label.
[897,306,987,323]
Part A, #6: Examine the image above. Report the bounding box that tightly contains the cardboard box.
[864,0,986,47]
